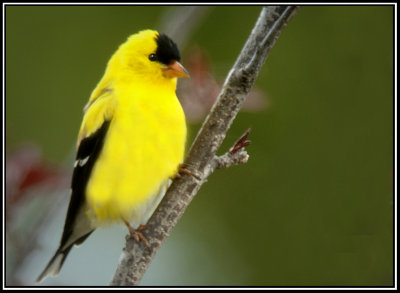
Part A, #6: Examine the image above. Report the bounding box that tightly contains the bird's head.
[111,30,189,84]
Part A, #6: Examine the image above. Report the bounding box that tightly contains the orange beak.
[162,61,189,78]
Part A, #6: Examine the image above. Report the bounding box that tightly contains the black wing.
[60,120,111,246]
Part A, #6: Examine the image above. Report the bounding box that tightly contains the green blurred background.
[5,5,393,286]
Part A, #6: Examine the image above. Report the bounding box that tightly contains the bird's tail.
[36,229,94,283]
[35,246,72,283]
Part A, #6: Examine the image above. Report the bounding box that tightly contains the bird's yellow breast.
[85,81,186,226]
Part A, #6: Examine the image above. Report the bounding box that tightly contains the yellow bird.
[36,29,188,283]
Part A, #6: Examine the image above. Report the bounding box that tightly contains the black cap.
[154,33,181,65]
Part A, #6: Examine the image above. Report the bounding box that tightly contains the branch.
[110,6,299,286]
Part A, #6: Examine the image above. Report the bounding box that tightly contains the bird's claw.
[175,163,201,180]
[123,220,150,250]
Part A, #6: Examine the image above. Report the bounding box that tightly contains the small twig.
[213,150,250,170]
[202,128,252,179]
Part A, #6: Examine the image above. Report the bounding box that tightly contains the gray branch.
[110,6,299,286]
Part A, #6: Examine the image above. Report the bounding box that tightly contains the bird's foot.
[174,163,201,180]
[123,220,150,250]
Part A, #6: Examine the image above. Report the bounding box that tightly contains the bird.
[36,29,188,283]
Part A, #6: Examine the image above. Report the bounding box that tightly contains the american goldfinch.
[36,29,188,283]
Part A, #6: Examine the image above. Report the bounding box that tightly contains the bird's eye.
[148,54,157,61]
